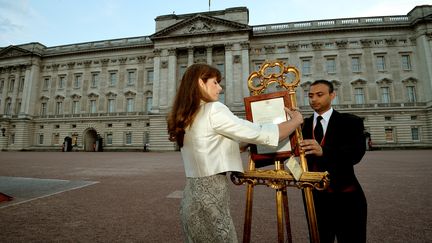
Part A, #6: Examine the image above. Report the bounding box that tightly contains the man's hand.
[300,139,323,156]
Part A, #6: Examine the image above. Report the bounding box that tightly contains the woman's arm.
[277,108,303,141]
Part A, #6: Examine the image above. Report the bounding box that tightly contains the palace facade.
[1,5,431,151]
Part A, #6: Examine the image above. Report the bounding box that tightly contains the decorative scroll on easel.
[231,60,329,243]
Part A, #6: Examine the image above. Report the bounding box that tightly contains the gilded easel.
[231,61,330,243]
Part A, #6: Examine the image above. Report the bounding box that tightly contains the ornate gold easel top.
[248,60,300,95]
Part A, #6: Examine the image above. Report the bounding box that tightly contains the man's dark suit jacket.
[302,110,366,192]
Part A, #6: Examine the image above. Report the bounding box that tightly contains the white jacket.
[181,101,279,177]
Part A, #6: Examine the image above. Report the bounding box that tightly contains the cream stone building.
[0,5,431,151]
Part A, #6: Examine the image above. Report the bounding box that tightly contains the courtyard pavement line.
[0,176,99,209]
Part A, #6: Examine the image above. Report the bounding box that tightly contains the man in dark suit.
[300,80,367,243]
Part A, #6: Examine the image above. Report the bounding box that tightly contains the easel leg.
[303,187,320,243]
[282,189,293,243]
[243,183,254,243]
[276,189,284,243]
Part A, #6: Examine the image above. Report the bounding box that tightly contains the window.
[42,78,49,90]
[109,72,117,86]
[127,70,136,85]
[376,56,386,71]
[125,132,132,145]
[326,58,336,74]
[411,127,419,141]
[41,103,47,115]
[39,134,44,145]
[58,76,65,89]
[9,79,15,92]
[52,133,60,145]
[385,128,394,142]
[72,101,80,114]
[106,133,113,145]
[108,99,115,113]
[90,100,97,113]
[0,79,4,92]
[55,101,63,114]
[5,100,11,115]
[303,90,309,106]
[178,65,187,80]
[15,101,21,114]
[354,88,365,104]
[381,87,390,103]
[407,86,416,102]
[216,64,225,78]
[10,133,15,144]
[74,75,82,88]
[351,57,361,72]
[91,73,99,87]
[331,92,339,105]
[147,70,154,84]
[301,60,311,75]
[401,55,411,70]
[126,98,134,112]
[18,77,25,91]
[146,97,152,113]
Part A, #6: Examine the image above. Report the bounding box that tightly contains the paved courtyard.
[0,150,431,243]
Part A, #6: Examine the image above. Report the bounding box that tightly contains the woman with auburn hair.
[167,63,303,243]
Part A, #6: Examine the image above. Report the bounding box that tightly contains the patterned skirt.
[180,173,238,243]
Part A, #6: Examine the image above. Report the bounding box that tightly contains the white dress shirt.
[313,107,333,135]
[181,101,280,177]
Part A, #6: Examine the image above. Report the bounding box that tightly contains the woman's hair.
[167,63,221,147]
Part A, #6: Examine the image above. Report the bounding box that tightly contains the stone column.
[151,49,161,113]
[206,46,213,65]
[21,62,40,116]
[241,42,251,98]
[224,43,233,106]
[167,48,177,109]
[188,47,194,66]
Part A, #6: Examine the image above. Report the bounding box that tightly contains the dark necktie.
[314,116,324,144]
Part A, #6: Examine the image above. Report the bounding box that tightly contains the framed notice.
[244,90,299,162]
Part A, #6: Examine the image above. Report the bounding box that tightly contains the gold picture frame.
[244,90,299,163]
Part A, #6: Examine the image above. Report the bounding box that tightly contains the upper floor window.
[0,79,4,92]
[381,87,390,103]
[8,78,15,92]
[41,103,47,116]
[146,97,152,113]
[127,70,136,85]
[376,55,386,71]
[5,100,11,115]
[147,70,154,84]
[351,56,361,72]
[401,55,411,70]
[90,100,97,113]
[126,98,134,112]
[58,76,66,89]
[406,86,416,102]
[43,78,49,90]
[216,63,225,78]
[91,73,99,88]
[74,75,82,88]
[354,87,365,104]
[109,72,117,86]
[55,101,63,114]
[301,59,311,75]
[18,77,25,92]
[326,58,336,74]
[72,101,80,114]
[108,99,115,113]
